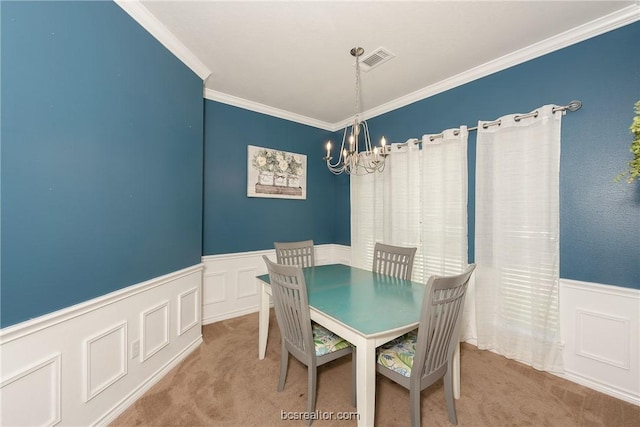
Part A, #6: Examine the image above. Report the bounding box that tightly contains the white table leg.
[356,339,376,427]
[453,342,460,399]
[258,281,270,360]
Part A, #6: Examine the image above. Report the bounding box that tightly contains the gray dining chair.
[262,256,355,424]
[376,264,476,427]
[372,242,417,280]
[274,239,315,267]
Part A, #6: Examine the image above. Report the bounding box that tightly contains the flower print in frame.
[247,145,307,199]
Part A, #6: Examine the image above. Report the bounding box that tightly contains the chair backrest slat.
[275,240,315,268]
[372,243,417,280]
[263,256,314,363]
[413,264,476,383]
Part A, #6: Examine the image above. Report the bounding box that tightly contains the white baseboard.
[203,305,260,325]
[0,264,204,426]
[559,369,639,406]
[461,338,640,406]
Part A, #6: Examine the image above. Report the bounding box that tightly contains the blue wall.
[1,1,204,327]
[202,101,337,254]
[2,3,637,330]
[365,22,640,289]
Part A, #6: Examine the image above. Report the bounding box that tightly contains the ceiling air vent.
[359,47,395,72]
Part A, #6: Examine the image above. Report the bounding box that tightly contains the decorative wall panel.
[141,302,170,362]
[178,288,199,336]
[576,309,630,369]
[0,353,61,426]
[203,271,227,304]
[85,323,127,401]
[237,267,258,299]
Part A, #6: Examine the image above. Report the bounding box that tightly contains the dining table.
[257,263,461,427]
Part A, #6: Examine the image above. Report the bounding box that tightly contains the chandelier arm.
[362,121,373,152]
[325,127,349,170]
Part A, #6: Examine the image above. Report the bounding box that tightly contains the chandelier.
[324,47,388,175]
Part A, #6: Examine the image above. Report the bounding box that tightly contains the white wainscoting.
[0,264,204,426]
[201,244,351,324]
[559,278,639,405]
[202,245,639,406]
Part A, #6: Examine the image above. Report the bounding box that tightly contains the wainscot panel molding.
[201,244,351,325]
[0,264,204,426]
[559,278,639,405]
[0,353,61,426]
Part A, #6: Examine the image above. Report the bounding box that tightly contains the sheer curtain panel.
[351,130,468,286]
[419,127,468,283]
[382,140,422,259]
[475,105,564,372]
[351,140,421,271]
[350,164,383,270]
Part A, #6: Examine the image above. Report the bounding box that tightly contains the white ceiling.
[130,1,638,130]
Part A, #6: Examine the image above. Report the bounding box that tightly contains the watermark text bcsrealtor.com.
[280,410,360,422]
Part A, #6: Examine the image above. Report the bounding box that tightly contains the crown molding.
[114,0,211,81]
[116,0,638,130]
[204,89,335,131]
[357,4,640,123]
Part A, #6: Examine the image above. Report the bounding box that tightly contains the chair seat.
[376,330,418,377]
[312,323,351,356]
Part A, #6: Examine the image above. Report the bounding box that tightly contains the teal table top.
[258,263,425,336]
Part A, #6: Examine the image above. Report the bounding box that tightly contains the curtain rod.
[417,100,582,143]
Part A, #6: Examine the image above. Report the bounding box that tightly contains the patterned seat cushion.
[376,329,418,377]
[312,322,351,356]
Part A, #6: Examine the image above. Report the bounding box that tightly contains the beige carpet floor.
[111,311,639,426]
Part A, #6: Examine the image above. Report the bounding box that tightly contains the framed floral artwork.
[247,145,307,199]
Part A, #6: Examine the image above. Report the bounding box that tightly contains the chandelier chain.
[354,52,361,124]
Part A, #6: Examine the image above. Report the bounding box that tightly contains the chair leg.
[306,366,317,426]
[277,342,289,392]
[351,350,357,407]
[443,368,458,425]
[409,387,421,427]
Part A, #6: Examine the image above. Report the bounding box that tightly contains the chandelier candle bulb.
[326,141,331,158]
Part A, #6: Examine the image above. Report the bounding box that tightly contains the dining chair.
[262,256,355,424]
[372,242,417,280]
[376,264,476,427]
[274,239,315,268]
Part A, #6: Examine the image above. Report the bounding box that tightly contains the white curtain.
[475,104,564,372]
[419,127,468,282]
[382,139,422,258]
[350,160,384,270]
[351,129,468,286]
